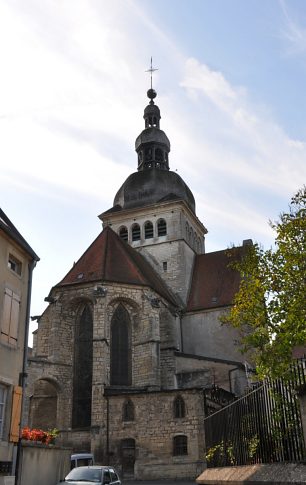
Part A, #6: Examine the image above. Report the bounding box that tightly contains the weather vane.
[145,57,158,90]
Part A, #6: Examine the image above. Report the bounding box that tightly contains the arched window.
[110,304,131,386]
[189,228,194,247]
[157,219,167,237]
[144,221,153,239]
[72,304,93,428]
[186,222,189,240]
[173,435,188,456]
[132,224,140,241]
[123,399,135,421]
[119,226,128,241]
[174,396,185,418]
[145,148,152,161]
[155,148,163,161]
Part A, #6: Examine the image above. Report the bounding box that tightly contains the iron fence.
[204,359,306,467]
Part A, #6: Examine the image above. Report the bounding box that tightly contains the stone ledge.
[196,463,306,484]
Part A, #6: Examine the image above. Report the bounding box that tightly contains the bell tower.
[136,88,170,172]
[100,82,207,304]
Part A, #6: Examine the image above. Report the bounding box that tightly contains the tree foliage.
[223,186,306,379]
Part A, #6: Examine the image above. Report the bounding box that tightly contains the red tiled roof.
[187,247,243,312]
[57,226,177,305]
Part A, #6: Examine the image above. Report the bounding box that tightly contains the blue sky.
[0,0,305,342]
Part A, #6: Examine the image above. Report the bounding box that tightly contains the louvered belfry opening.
[72,304,93,428]
[110,304,132,386]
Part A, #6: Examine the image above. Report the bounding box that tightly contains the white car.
[56,465,121,485]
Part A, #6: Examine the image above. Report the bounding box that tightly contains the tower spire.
[135,61,170,172]
[145,57,158,90]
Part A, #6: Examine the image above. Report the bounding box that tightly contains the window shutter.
[1,290,12,342]
[9,293,20,344]
[9,386,22,442]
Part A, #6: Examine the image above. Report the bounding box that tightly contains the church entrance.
[121,438,135,477]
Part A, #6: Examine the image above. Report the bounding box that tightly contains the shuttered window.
[132,224,140,241]
[1,289,20,346]
[144,221,153,239]
[157,219,167,236]
[119,227,128,241]
[9,386,22,442]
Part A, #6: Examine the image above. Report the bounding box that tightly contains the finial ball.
[147,89,157,100]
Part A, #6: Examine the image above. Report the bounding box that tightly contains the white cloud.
[279,0,306,55]
[0,0,305,330]
[179,56,306,198]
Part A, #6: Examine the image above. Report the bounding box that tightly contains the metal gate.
[204,359,306,467]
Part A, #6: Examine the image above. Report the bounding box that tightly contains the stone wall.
[105,388,205,480]
[182,308,249,365]
[26,281,180,458]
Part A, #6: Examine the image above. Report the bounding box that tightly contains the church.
[26,85,251,480]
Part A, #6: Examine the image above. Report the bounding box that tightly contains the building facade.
[26,88,250,479]
[0,209,39,484]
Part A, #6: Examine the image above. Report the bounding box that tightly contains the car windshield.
[66,467,102,482]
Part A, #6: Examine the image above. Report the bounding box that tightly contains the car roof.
[71,453,94,459]
[72,466,114,470]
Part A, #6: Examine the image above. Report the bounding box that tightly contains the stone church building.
[26,87,250,479]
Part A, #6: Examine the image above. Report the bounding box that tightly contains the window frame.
[157,218,167,237]
[144,221,154,239]
[174,395,186,419]
[119,226,128,242]
[8,253,22,276]
[173,434,188,456]
[0,384,7,440]
[131,223,141,242]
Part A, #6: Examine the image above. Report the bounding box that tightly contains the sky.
[0,0,306,343]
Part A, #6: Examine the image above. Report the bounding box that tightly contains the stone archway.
[29,378,58,429]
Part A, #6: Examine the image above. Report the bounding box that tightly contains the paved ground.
[123,480,196,485]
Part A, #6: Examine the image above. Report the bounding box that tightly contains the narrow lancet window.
[110,304,131,386]
[72,304,93,428]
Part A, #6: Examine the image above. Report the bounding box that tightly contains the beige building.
[26,88,250,480]
[0,209,39,484]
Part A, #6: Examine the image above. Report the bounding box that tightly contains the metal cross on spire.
[145,57,158,89]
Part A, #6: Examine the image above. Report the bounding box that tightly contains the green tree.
[223,186,306,379]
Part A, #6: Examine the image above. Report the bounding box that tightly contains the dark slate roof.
[187,247,243,312]
[112,169,196,213]
[0,208,39,261]
[57,226,178,306]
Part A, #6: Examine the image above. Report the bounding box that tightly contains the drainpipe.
[15,259,36,485]
[106,395,110,461]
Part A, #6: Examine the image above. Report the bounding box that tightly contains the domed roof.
[144,103,160,117]
[135,127,170,151]
[113,169,195,213]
